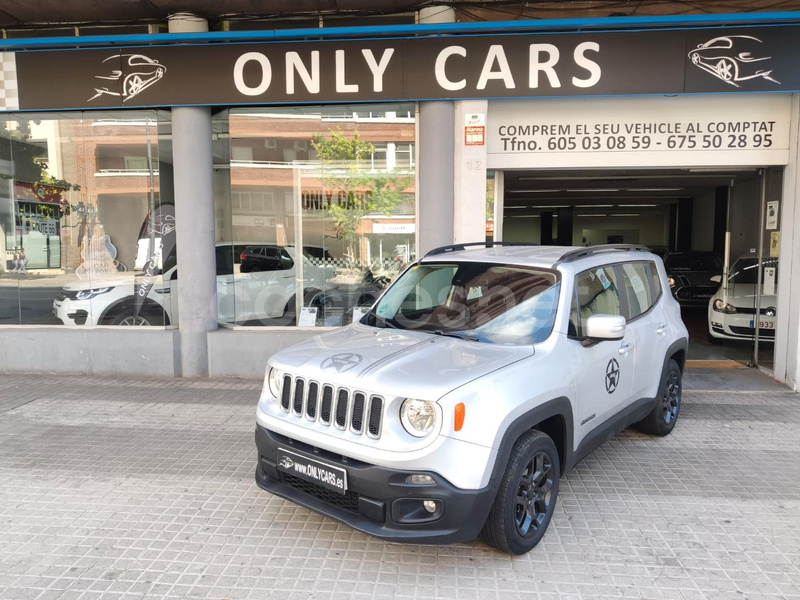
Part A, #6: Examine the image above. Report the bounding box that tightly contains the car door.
[619,261,669,402]
[567,264,635,448]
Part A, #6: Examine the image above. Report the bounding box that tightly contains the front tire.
[107,306,165,327]
[481,430,559,555]
[637,358,682,436]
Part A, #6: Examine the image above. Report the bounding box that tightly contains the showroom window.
[216,103,416,327]
[0,111,172,326]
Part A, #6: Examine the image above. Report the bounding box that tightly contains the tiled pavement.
[0,373,798,600]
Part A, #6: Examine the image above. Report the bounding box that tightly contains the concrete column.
[417,6,455,256]
[169,13,217,377]
[453,100,489,244]
[777,93,800,390]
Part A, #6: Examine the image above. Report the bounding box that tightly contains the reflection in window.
[219,103,417,328]
[0,111,172,327]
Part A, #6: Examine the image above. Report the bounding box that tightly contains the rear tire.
[637,358,681,436]
[481,430,559,555]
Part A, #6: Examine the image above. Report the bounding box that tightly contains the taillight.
[240,253,247,260]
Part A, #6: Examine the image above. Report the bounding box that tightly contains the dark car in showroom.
[664,250,723,307]
[240,246,295,273]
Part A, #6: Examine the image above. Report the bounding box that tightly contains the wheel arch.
[489,397,574,487]
[667,338,688,374]
[100,297,170,325]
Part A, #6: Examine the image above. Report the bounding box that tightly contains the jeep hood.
[270,323,534,400]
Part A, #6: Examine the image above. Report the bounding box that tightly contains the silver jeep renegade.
[254,243,689,554]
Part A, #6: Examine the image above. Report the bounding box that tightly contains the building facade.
[0,5,799,389]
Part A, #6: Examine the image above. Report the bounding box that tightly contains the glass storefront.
[216,103,417,327]
[0,104,416,330]
[0,111,171,326]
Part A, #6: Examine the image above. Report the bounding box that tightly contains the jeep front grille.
[279,376,384,439]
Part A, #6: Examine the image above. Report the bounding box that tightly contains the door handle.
[618,343,633,356]
[656,324,669,335]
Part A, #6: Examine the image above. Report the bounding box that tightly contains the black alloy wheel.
[481,429,560,554]
[514,451,555,538]
[662,368,680,425]
[636,358,682,436]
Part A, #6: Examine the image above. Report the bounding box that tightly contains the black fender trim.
[486,396,574,488]
[665,338,689,373]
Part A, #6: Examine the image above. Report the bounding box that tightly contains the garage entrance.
[497,167,783,372]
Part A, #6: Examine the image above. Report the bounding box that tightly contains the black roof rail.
[424,241,539,257]
[554,244,651,266]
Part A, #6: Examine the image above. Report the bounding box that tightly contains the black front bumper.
[255,424,497,544]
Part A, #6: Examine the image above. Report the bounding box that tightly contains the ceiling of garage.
[501,168,760,215]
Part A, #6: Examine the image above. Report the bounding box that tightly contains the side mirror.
[585,314,626,341]
[710,275,722,284]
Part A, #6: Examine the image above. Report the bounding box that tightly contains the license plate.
[277,448,348,495]
[750,320,775,329]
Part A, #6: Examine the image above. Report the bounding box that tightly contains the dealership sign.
[6,25,800,111]
[487,94,793,168]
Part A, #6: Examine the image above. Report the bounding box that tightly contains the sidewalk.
[0,372,798,600]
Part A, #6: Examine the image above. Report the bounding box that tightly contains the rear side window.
[619,262,653,319]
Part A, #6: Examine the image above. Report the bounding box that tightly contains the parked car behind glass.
[665,251,723,307]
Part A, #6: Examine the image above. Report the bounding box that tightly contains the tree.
[0,118,80,218]
[311,128,412,245]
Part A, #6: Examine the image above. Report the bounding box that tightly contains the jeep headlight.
[713,299,737,314]
[75,287,112,300]
[267,367,284,398]
[400,398,436,438]
[667,276,675,288]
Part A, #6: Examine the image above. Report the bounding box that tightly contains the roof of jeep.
[418,244,654,268]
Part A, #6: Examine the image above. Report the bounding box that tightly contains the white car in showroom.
[53,245,330,326]
[708,255,778,342]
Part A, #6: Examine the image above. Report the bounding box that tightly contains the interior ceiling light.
[610,213,641,217]
[577,214,607,217]
[575,204,614,208]
[565,188,620,193]
[628,187,683,192]
[623,204,658,207]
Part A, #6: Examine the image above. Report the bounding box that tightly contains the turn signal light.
[454,403,465,431]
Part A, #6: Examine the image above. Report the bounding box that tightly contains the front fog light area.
[392,498,443,523]
[400,398,436,437]
[405,474,436,485]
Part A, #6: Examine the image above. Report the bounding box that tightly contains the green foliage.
[0,118,81,218]
[311,128,413,243]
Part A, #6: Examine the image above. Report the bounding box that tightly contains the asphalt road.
[0,283,62,325]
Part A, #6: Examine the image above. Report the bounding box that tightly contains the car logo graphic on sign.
[688,35,780,88]
[279,456,294,469]
[320,353,363,373]
[605,358,620,394]
[88,54,167,102]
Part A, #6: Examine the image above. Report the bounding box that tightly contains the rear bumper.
[254,424,496,544]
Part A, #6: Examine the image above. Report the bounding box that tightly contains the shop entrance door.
[496,167,787,369]
[719,168,781,369]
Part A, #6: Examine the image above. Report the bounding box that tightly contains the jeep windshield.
[364,262,560,345]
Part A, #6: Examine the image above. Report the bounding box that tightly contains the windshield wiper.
[372,315,398,329]
[432,329,479,342]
